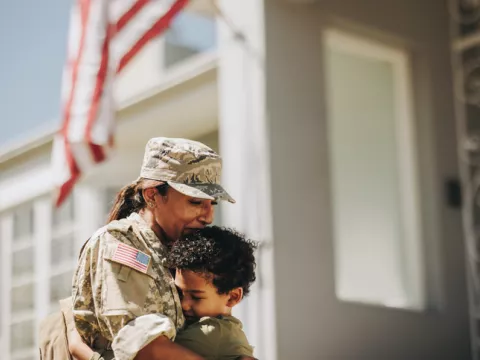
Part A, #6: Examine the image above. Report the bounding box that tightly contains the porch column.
[216,1,277,359]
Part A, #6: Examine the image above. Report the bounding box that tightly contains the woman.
[71,137,235,360]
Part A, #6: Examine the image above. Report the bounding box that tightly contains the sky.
[0,0,72,147]
[0,1,214,148]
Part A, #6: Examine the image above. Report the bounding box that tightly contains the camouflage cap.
[140,137,235,203]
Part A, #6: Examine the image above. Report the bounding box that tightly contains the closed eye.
[176,286,184,299]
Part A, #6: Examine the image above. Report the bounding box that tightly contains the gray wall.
[265,0,469,358]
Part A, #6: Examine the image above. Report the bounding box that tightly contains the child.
[69,226,257,360]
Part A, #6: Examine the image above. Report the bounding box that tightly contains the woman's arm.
[68,327,203,360]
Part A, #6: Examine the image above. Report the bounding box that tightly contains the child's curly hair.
[167,226,257,297]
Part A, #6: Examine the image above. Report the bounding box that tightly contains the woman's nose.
[198,203,214,225]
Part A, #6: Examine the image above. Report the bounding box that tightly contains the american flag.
[52,0,189,207]
[112,243,151,273]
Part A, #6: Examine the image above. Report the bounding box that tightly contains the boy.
[70,226,257,360]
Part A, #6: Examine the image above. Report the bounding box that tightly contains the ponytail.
[107,179,146,222]
[106,179,170,223]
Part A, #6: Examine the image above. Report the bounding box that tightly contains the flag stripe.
[56,0,92,207]
[118,0,188,72]
[116,0,150,32]
[85,17,111,163]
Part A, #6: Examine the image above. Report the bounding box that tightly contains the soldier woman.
[70,137,235,360]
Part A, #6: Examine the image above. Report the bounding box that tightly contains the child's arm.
[68,328,103,360]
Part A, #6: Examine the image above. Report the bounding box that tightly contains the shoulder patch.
[109,242,151,274]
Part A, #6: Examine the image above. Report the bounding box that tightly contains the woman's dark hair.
[167,226,257,297]
[107,179,169,222]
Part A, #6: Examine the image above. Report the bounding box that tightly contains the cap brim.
[167,182,236,203]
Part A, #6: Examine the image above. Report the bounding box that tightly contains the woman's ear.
[143,188,157,206]
[226,288,243,307]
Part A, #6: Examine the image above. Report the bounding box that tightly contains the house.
[0,0,473,359]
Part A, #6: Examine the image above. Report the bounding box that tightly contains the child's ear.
[226,288,243,307]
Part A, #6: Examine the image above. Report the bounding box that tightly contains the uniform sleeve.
[112,313,176,360]
[72,227,177,360]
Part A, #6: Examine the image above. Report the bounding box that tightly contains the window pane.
[51,233,76,266]
[11,283,34,313]
[14,356,35,360]
[10,319,35,351]
[325,31,422,309]
[50,270,74,305]
[13,206,34,241]
[164,12,216,68]
[12,247,34,277]
[52,195,74,226]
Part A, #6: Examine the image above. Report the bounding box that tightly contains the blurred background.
[0,0,478,359]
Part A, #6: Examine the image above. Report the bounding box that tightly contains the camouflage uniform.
[72,137,235,360]
[72,212,185,359]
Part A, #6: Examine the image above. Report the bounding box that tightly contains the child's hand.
[68,328,95,360]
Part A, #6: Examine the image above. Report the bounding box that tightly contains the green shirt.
[175,315,254,360]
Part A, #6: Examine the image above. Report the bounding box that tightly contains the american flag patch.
[111,243,151,274]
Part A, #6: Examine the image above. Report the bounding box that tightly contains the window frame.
[323,28,424,311]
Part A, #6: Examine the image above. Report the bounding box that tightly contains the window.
[3,194,83,359]
[49,270,74,305]
[164,11,216,68]
[12,207,33,242]
[324,30,424,310]
[10,318,35,352]
[49,196,77,312]
[10,204,36,359]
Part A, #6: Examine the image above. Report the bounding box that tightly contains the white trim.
[1,214,13,359]
[11,239,34,253]
[324,29,406,62]
[9,311,35,325]
[324,28,424,310]
[393,50,425,309]
[10,274,35,288]
[35,198,52,340]
[0,160,53,213]
[118,50,218,109]
[216,0,276,358]
[0,123,57,164]
[74,186,106,251]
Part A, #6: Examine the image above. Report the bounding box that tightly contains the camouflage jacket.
[72,213,184,360]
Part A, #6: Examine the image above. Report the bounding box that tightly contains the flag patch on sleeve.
[111,243,151,274]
